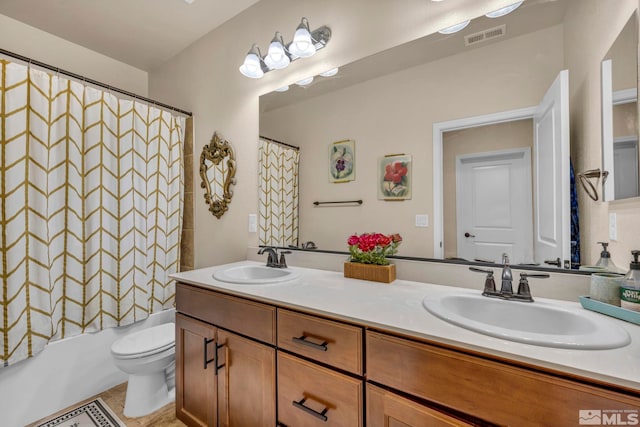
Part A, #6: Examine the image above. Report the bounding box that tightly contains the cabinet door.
[217,329,276,427]
[176,313,217,427]
[367,384,472,427]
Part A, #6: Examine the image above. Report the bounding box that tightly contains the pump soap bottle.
[620,250,640,312]
[595,242,624,273]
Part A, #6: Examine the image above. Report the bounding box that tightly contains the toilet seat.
[111,322,175,359]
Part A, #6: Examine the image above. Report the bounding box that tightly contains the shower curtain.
[0,60,185,366]
[258,138,299,248]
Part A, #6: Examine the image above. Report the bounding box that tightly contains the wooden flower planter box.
[344,262,396,284]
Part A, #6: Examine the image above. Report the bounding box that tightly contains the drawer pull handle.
[292,335,328,352]
[203,337,226,374]
[292,397,328,422]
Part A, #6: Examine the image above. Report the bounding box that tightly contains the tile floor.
[98,382,185,427]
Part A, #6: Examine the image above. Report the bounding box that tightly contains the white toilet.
[110,322,176,418]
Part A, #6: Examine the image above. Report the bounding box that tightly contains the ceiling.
[261,0,567,112]
[0,0,260,71]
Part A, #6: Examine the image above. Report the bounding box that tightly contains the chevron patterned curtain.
[258,139,299,247]
[0,60,184,366]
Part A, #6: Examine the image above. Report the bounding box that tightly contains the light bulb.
[275,86,289,92]
[438,20,470,35]
[239,47,264,79]
[295,76,314,86]
[485,1,524,18]
[319,68,339,77]
[264,32,290,70]
[289,18,316,58]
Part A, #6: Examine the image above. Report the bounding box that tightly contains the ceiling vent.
[465,24,506,46]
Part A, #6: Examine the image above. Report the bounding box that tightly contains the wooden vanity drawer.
[277,352,363,427]
[366,331,640,426]
[176,283,276,345]
[277,309,363,374]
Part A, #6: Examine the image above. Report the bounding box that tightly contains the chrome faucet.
[257,247,290,268]
[469,254,549,303]
[258,247,279,267]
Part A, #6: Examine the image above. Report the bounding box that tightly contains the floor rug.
[30,398,125,427]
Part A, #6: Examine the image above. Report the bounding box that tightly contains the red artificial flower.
[384,161,408,184]
[347,235,360,246]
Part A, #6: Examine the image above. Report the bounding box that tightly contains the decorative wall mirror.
[200,132,236,219]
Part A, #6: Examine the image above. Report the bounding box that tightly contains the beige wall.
[442,120,533,259]
[260,26,562,257]
[0,13,147,95]
[564,0,640,267]
[148,0,521,267]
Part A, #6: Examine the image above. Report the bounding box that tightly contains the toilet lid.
[111,322,175,357]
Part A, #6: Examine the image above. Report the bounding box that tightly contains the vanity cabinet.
[176,284,276,427]
[176,280,640,427]
[366,330,640,427]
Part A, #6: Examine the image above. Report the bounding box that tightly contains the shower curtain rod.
[0,48,192,117]
[259,135,300,150]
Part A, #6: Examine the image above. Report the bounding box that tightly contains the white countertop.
[170,261,640,390]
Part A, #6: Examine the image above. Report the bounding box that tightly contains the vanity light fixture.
[319,67,339,77]
[239,17,332,79]
[438,20,471,34]
[275,85,290,92]
[485,1,524,18]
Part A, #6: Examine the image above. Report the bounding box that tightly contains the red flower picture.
[378,154,412,199]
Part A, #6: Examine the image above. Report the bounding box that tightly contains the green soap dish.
[579,296,640,325]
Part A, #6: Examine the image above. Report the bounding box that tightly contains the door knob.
[544,258,561,267]
[464,232,476,238]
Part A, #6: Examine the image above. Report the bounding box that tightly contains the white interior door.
[456,148,533,264]
[533,70,570,268]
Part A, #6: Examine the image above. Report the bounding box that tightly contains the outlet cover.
[248,214,257,233]
[415,214,429,227]
[609,213,617,241]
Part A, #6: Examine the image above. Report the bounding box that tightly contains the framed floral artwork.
[378,154,412,200]
[329,139,355,183]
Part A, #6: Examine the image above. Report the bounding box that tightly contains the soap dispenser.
[595,242,624,273]
[620,250,640,312]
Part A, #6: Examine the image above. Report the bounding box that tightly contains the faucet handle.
[469,267,497,295]
[279,251,291,268]
[515,273,549,302]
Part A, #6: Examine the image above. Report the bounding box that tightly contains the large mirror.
[260,0,639,271]
[602,12,639,201]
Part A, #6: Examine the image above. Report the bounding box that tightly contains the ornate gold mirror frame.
[200,132,236,219]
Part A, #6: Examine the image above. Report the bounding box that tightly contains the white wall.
[260,26,562,257]
[148,0,522,268]
[0,13,148,95]
[0,309,175,427]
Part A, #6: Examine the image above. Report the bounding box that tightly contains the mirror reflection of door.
[441,70,569,267]
[455,149,533,264]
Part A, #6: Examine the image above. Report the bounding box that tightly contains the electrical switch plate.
[609,213,617,241]
[415,214,429,227]
[248,214,257,233]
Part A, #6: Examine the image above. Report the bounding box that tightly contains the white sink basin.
[213,265,301,285]
[422,293,630,349]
